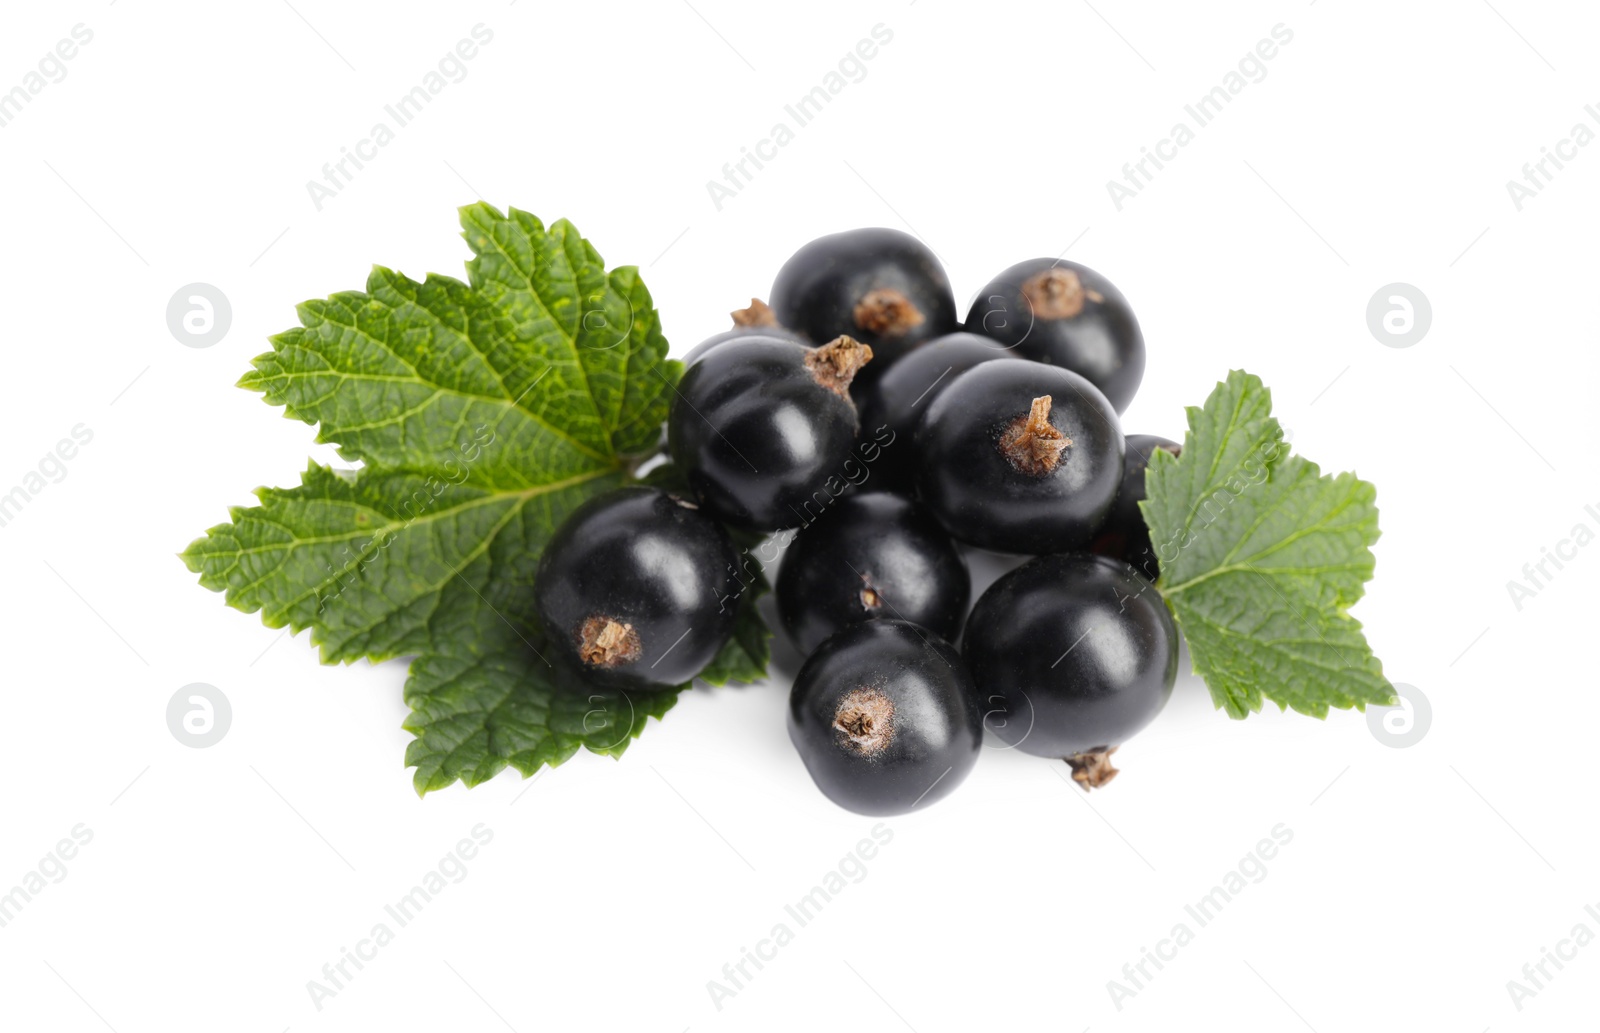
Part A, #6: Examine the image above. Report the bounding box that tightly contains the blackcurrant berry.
[855,332,1010,489]
[681,299,807,366]
[965,259,1145,413]
[913,358,1124,554]
[769,228,957,375]
[1091,434,1181,582]
[668,335,872,531]
[963,554,1178,788]
[534,486,740,689]
[788,620,981,815]
[776,492,969,654]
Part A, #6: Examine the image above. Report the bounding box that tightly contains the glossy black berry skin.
[788,620,982,816]
[913,359,1124,555]
[963,554,1178,759]
[1091,434,1181,582]
[682,326,806,367]
[965,258,1145,413]
[776,492,969,654]
[668,337,863,532]
[534,486,740,689]
[770,228,957,374]
[855,332,1010,489]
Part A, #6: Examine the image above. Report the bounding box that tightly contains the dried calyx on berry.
[769,227,958,379]
[914,359,1123,554]
[788,621,981,815]
[534,487,741,689]
[963,555,1178,789]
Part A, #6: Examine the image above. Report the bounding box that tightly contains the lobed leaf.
[403,612,681,795]
[1143,370,1394,718]
[182,204,734,792]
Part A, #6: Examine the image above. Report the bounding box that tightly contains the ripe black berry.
[1091,434,1181,582]
[788,620,981,815]
[668,335,872,531]
[855,332,1009,488]
[534,486,741,689]
[965,259,1145,413]
[769,228,957,375]
[776,492,969,654]
[913,358,1123,554]
[681,299,806,366]
[963,554,1178,788]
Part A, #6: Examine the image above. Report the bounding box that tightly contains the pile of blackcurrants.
[534,228,1185,816]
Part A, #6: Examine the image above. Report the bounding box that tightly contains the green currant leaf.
[1142,370,1394,719]
[403,615,682,794]
[181,204,742,794]
[181,460,624,664]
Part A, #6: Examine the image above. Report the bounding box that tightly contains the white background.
[1,0,1596,1030]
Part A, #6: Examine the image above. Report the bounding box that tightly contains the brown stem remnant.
[731,298,779,328]
[833,687,895,755]
[1066,747,1119,790]
[853,288,925,338]
[1021,268,1105,321]
[859,583,884,611]
[805,335,873,398]
[578,616,642,668]
[998,396,1070,476]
